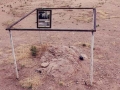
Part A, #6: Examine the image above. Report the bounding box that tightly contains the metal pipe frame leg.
[90,32,94,85]
[9,30,19,79]
[39,31,42,44]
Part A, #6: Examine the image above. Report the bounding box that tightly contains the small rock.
[35,69,42,73]
[84,80,91,86]
[75,80,79,84]
[79,56,84,60]
[41,62,49,68]
[79,54,88,60]
[40,56,47,62]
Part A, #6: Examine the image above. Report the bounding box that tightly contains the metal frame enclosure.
[6,8,96,85]
[6,8,96,32]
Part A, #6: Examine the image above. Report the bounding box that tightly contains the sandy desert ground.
[0,0,120,90]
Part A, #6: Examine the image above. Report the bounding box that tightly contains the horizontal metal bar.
[6,9,36,30]
[6,28,96,32]
[36,7,95,10]
[6,8,96,33]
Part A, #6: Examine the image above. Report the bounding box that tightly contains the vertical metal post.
[90,8,96,85]
[37,9,42,44]
[90,32,94,85]
[9,30,19,79]
[39,31,42,44]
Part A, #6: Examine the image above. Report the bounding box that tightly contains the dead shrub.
[19,75,42,90]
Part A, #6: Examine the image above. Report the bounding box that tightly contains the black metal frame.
[6,8,96,84]
[6,8,96,32]
[37,9,52,28]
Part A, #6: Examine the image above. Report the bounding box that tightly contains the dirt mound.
[40,45,82,78]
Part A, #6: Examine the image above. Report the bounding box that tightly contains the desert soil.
[0,0,120,90]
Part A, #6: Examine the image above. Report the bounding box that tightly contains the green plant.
[30,46,38,57]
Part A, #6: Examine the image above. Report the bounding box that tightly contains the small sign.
[37,9,52,28]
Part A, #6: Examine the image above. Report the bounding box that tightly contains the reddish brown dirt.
[0,0,120,90]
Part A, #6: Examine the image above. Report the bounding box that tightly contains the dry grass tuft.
[0,49,3,56]
[74,42,90,47]
[73,11,93,23]
[2,20,15,27]
[74,17,92,23]
[37,43,49,58]
[0,49,4,65]
[15,44,31,60]
[8,8,26,17]
[19,75,42,90]
[110,16,120,19]
[19,59,36,68]
[97,10,109,19]
[8,44,30,64]
[0,60,3,65]
[8,44,49,64]
[59,80,65,86]
[82,43,90,47]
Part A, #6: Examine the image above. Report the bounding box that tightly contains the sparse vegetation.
[59,80,65,86]
[82,43,90,47]
[30,46,38,57]
[38,43,49,57]
[15,45,31,60]
[7,44,30,64]
[0,49,3,56]
[0,0,120,90]
[74,17,92,23]
[97,10,109,19]
[8,8,27,17]
[2,20,15,27]
[74,42,90,47]
[19,75,42,90]
[19,59,36,68]
[0,60,3,65]
[96,24,100,27]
